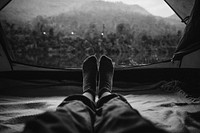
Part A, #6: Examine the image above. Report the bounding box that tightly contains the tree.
[116,23,130,35]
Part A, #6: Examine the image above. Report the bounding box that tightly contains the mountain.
[163,14,185,27]
[0,0,151,22]
[0,0,92,22]
[167,14,181,20]
[78,1,151,16]
[0,0,185,37]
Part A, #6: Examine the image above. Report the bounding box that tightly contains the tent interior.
[0,0,200,133]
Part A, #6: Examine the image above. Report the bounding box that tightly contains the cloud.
[104,0,174,17]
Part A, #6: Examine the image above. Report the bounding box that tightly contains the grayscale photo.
[0,0,200,133]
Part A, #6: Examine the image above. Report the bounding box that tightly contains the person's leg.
[23,55,98,133]
[83,55,98,101]
[98,55,113,98]
[95,55,167,133]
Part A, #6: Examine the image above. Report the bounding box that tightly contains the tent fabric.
[0,0,11,11]
[164,0,195,23]
[1,68,200,98]
[0,43,12,71]
[0,24,12,71]
[172,0,200,61]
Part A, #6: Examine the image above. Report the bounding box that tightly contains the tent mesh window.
[0,0,185,69]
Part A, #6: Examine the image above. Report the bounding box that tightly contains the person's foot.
[82,55,98,100]
[98,55,114,98]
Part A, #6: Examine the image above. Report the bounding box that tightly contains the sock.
[99,55,114,98]
[83,56,98,98]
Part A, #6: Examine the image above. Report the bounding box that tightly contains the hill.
[163,14,185,27]
[167,14,181,20]
[0,0,151,22]
[0,0,185,37]
[78,1,151,16]
[0,0,92,22]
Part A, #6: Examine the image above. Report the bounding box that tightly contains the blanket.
[0,80,200,133]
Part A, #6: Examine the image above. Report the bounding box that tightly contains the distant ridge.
[80,1,152,16]
[0,0,151,22]
[167,14,181,20]
[0,0,184,35]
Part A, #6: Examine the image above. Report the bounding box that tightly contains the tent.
[0,0,200,133]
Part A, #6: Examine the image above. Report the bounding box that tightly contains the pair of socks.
[82,55,114,98]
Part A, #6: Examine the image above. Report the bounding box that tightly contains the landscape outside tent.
[0,0,185,68]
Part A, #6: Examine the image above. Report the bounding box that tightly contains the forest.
[1,9,184,68]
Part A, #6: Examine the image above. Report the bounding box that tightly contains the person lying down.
[22,55,168,133]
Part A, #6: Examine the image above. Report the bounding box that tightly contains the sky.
[104,0,174,17]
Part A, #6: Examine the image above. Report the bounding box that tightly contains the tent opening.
[0,0,185,69]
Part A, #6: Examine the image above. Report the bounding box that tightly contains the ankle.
[98,87,112,98]
[99,91,111,99]
[83,92,95,102]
